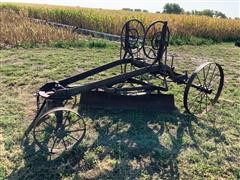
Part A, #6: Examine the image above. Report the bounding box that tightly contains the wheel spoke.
[37,131,55,143]
[202,67,206,87]
[65,118,81,128]
[209,75,220,89]
[191,92,204,113]
[148,48,156,57]
[205,94,208,113]
[205,64,211,85]
[63,99,69,106]
[188,91,203,111]
[50,136,58,153]
[206,95,213,105]
[207,64,217,88]
[197,92,204,113]
[199,93,203,112]
[63,117,68,127]
[62,138,68,150]
[153,24,156,33]
[62,111,71,127]
[34,129,46,133]
[68,134,79,142]
[43,121,55,130]
[196,74,202,86]
[66,128,85,133]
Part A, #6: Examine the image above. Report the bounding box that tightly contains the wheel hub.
[55,127,67,139]
[200,86,212,94]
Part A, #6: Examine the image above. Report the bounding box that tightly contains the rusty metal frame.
[38,20,188,101]
[23,19,224,156]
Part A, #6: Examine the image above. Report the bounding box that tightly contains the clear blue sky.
[1,0,239,18]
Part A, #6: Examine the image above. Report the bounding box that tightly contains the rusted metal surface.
[29,18,121,41]
[80,91,175,111]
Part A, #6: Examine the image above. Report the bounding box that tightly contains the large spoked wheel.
[184,62,224,114]
[143,21,170,60]
[33,107,86,157]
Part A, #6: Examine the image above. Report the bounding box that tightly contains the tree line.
[122,3,238,19]
[162,3,227,19]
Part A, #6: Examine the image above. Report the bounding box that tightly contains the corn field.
[0,9,77,47]
[1,3,240,42]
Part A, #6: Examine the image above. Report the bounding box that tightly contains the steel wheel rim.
[184,62,224,114]
[33,107,86,155]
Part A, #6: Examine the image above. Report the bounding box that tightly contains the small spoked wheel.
[33,107,86,157]
[184,62,224,114]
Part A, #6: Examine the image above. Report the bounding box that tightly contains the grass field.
[0,41,239,179]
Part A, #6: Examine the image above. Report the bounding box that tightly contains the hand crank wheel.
[184,62,224,114]
[120,19,145,57]
[143,21,170,60]
[33,107,86,157]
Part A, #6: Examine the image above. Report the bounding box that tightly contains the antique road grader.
[23,19,224,156]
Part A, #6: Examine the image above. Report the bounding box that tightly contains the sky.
[1,0,239,18]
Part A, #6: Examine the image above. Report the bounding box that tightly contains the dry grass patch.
[0,10,78,48]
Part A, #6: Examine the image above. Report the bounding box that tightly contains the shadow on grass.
[9,135,87,179]
[9,107,221,179]
[75,108,196,179]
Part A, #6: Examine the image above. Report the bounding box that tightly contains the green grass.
[0,41,240,179]
[170,36,215,45]
[9,39,115,49]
